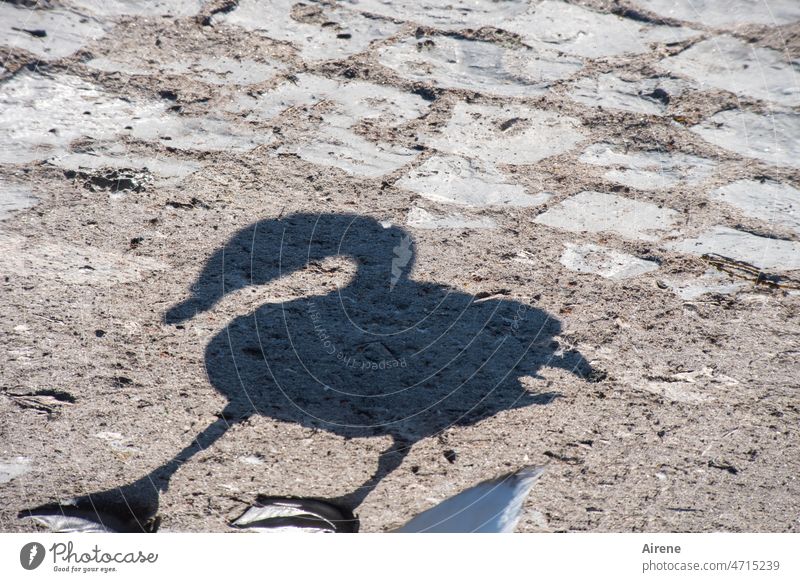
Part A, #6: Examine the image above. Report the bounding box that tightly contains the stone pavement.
[1,1,799,532]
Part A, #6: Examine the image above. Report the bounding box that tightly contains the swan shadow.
[21,212,599,531]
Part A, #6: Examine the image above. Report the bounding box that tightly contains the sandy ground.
[1,0,799,532]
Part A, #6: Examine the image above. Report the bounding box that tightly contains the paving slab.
[397,155,550,207]
[0,457,32,484]
[503,1,698,59]
[0,178,37,224]
[406,207,497,230]
[339,0,528,29]
[560,242,660,279]
[214,0,401,62]
[533,191,679,241]
[662,36,800,108]
[568,74,689,115]
[67,0,205,18]
[708,179,800,235]
[0,3,106,59]
[0,71,165,164]
[634,0,800,27]
[579,143,717,190]
[691,109,800,169]
[88,55,288,86]
[378,34,582,97]
[426,102,585,165]
[668,226,800,271]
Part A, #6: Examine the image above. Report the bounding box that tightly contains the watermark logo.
[391,234,412,291]
[20,542,46,570]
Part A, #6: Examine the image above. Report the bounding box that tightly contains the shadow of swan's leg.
[20,411,242,532]
[333,434,412,511]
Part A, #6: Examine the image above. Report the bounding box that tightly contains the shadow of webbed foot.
[18,481,162,533]
[231,497,359,533]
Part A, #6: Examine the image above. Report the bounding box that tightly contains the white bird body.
[395,466,545,533]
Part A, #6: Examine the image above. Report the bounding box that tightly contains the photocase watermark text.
[49,542,158,566]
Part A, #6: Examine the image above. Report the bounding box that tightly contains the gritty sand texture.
[1,0,799,532]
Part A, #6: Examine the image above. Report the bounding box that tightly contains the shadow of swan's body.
[22,213,595,531]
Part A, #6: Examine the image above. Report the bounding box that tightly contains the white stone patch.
[233,74,429,127]
[130,115,273,152]
[709,180,800,235]
[267,78,429,177]
[94,431,139,452]
[68,0,205,18]
[426,102,584,166]
[533,191,679,241]
[668,226,800,271]
[230,74,341,121]
[406,207,497,230]
[0,233,166,285]
[560,243,659,279]
[397,156,550,207]
[174,57,286,86]
[49,145,202,188]
[339,0,529,30]
[691,110,800,170]
[289,125,417,178]
[214,0,400,62]
[84,57,150,76]
[662,36,800,108]
[0,71,166,164]
[318,81,432,129]
[88,56,287,86]
[239,455,265,465]
[663,269,746,299]
[0,179,37,224]
[0,456,31,484]
[377,35,582,97]
[502,1,698,59]
[569,74,689,115]
[634,0,800,27]
[640,379,712,403]
[0,4,106,59]
[579,143,716,190]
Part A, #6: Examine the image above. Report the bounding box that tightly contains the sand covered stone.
[502,1,697,59]
[290,125,418,177]
[662,36,800,107]
[568,74,689,115]
[634,0,800,27]
[0,71,165,164]
[534,191,679,241]
[268,78,430,177]
[0,3,105,59]
[88,56,288,86]
[214,0,400,62]
[691,110,800,169]
[668,226,800,271]
[0,457,31,484]
[378,35,582,97]
[49,144,202,191]
[406,207,497,230]
[339,0,528,30]
[68,0,205,18]
[579,143,716,190]
[708,179,800,235]
[398,156,551,208]
[0,179,37,225]
[560,243,660,280]
[426,102,585,165]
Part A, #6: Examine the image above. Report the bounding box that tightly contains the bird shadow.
[21,212,599,532]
